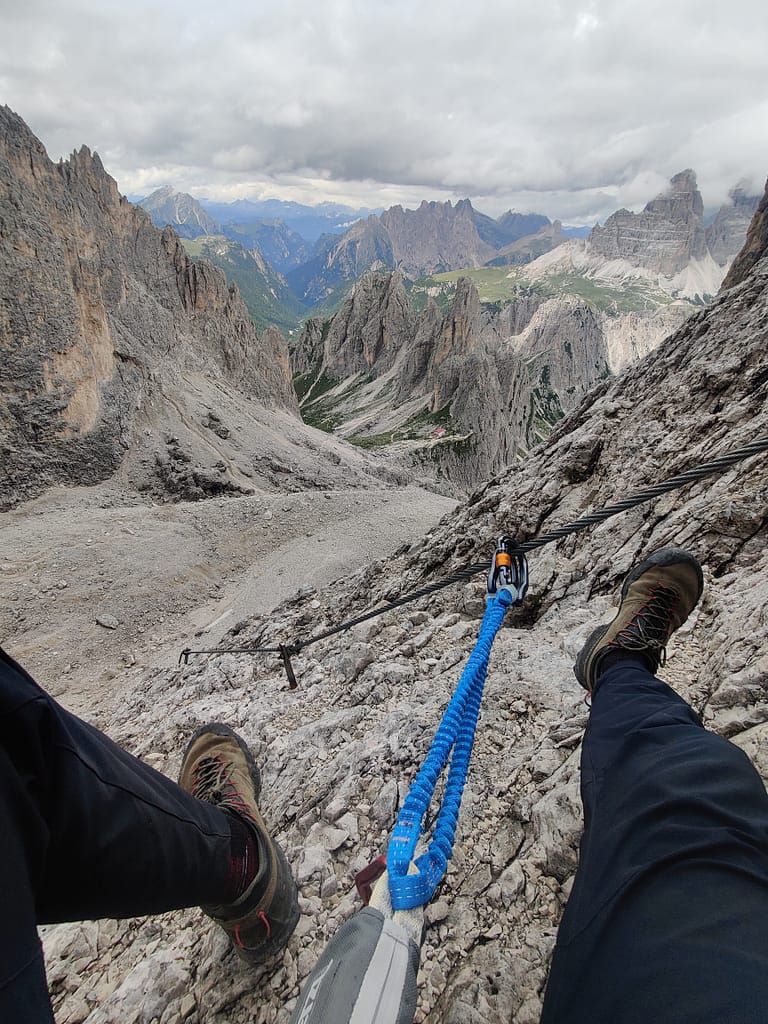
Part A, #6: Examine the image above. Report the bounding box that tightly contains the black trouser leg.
[0,647,237,1021]
[541,658,768,1024]
[0,741,56,1022]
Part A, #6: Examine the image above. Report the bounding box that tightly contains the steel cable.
[180,435,768,668]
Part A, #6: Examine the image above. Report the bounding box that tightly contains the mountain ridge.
[291,170,758,490]
[288,199,559,302]
[138,179,757,335]
[0,107,399,509]
[284,175,758,307]
[292,271,613,491]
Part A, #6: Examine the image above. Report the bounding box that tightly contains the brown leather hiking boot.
[179,724,300,965]
[574,548,704,692]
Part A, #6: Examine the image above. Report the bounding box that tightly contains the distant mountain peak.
[588,169,708,276]
[706,184,762,268]
[669,167,699,191]
[148,183,175,199]
[140,187,220,239]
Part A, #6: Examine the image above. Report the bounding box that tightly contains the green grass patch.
[181,238,205,257]
[348,403,455,449]
[293,372,315,403]
[408,263,682,317]
[408,268,523,310]
[402,403,452,433]
[536,272,672,313]
[305,371,339,402]
[301,402,344,431]
[180,235,306,332]
[430,267,521,303]
[413,433,476,465]
[348,431,399,448]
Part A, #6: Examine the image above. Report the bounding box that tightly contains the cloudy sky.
[2,0,767,223]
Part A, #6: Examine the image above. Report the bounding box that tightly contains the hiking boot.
[179,723,300,965]
[574,547,704,692]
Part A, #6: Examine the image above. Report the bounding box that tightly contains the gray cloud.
[1,0,766,222]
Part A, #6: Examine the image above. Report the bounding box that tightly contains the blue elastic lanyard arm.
[386,537,528,910]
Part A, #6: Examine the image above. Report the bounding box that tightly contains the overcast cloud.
[1,0,767,223]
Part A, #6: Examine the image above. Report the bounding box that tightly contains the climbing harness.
[179,435,768,683]
[386,537,527,909]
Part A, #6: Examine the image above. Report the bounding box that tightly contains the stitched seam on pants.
[0,945,45,992]
[53,741,233,840]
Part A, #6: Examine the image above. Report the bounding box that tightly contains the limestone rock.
[589,169,708,276]
[0,105,299,507]
[380,199,497,277]
[289,199,502,302]
[722,178,768,290]
[293,273,611,491]
[321,271,415,380]
[83,949,189,1024]
[95,614,119,630]
[491,219,570,267]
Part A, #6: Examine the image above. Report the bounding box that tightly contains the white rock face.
[522,237,728,302]
[601,304,693,373]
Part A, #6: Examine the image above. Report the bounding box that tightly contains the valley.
[133,174,760,497]
[0,479,455,718]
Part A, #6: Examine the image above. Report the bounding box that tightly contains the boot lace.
[610,583,679,664]
[191,755,255,822]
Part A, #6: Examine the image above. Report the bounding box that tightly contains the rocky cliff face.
[287,218,394,305]
[289,200,552,302]
[489,220,569,267]
[293,272,611,490]
[320,271,416,379]
[0,107,391,509]
[496,173,758,383]
[722,179,768,289]
[588,170,708,275]
[380,199,497,276]
[706,185,761,266]
[585,171,760,283]
[292,176,759,493]
[179,234,306,333]
[287,178,756,309]
[43,181,768,1024]
[476,210,551,249]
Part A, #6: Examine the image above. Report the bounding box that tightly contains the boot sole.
[573,625,610,689]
